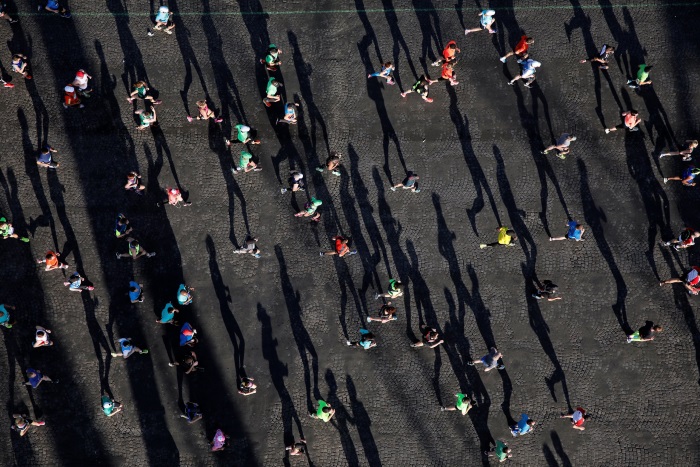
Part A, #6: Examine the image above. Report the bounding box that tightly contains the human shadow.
[445,83,500,235]
[411,0,443,71]
[347,374,382,466]
[275,246,320,412]
[206,236,245,377]
[577,159,633,334]
[258,305,305,446]
[324,369,360,466]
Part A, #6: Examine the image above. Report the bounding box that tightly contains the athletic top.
[161,302,176,323]
[235,124,250,143]
[45,252,59,267]
[599,44,612,60]
[119,338,134,357]
[556,133,572,147]
[68,272,82,289]
[129,281,142,302]
[624,113,638,128]
[441,63,454,80]
[480,9,496,27]
[316,400,332,422]
[572,408,586,426]
[0,304,9,324]
[37,150,52,163]
[239,151,253,167]
[135,84,147,98]
[514,36,529,55]
[515,414,532,435]
[442,40,458,61]
[27,369,43,388]
[177,284,191,305]
[266,78,278,96]
[180,323,195,346]
[682,167,698,182]
[265,44,279,65]
[403,175,418,187]
[566,221,582,241]
[74,72,89,90]
[495,440,508,461]
[678,229,696,246]
[521,59,541,77]
[455,393,471,415]
[497,227,512,245]
[155,7,170,22]
[334,236,346,254]
[686,267,700,286]
[636,64,649,82]
[47,0,59,10]
[284,103,296,117]
[102,396,116,416]
[211,429,227,451]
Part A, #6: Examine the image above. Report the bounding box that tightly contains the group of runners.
[0,3,692,464]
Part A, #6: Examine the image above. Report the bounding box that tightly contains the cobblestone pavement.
[0,1,699,466]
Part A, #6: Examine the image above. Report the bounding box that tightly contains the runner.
[366,303,398,323]
[532,280,562,301]
[156,302,179,326]
[437,62,459,87]
[111,338,149,358]
[410,327,444,348]
[465,9,497,35]
[149,5,175,35]
[605,110,641,134]
[294,197,322,222]
[101,396,123,417]
[135,108,157,130]
[0,4,18,23]
[375,279,404,300]
[346,329,377,350]
[663,166,700,187]
[542,133,577,159]
[72,69,92,97]
[187,100,223,123]
[561,407,589,431]
[277,102,300,125]
[179,323,198,347]
[234,236,262,258]
[263,78,283,107]
[63,272,95,292]
[172,350,201,374]
[550,221,585,242]
[467,347,505,371]
[579,44,615,70]
[401,75,437,103]
[261,44,282,71]
[508,58,541,88]
[286,438,307,456]
[124,171,145,194]
[128,281,144,303]
[180,402,203,423]
[11,414,45,437]
[211,429,229,452]
[309,400,336,422]
[485,440,512,463]
[316,152,342,176]
[116,238,156,260]
[431,40,460,67]
[659,140,698,161]
[661,227,700,250]
[500,36,534,63]
[126,81,161,105]
[0,217,29,242]
[0,303,16,328]
[11,54,31,79]
[441,393,476,415]
[177,284,194,305]
[25,368,57,388]
[33,326,54,348]
[320,235,357,257]
[627,321,663,343]
[510,413,536,437]
[659,266,700,295]
[238,377,257,396]
[226,124,261,145]
[41,0,71,18]
[280,171,305,193]
[627,64,652,89]
[36,251,68,271]
[36,144,59,169]
[115,213,133,238]
[62,85,83,109]
[233,151,262,174]
[390,173,420,192]
[480,226,517,248]
[367,61,396,85]
[162,187,192,207]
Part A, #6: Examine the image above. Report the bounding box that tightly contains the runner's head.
[448,43,457,50]
[46,252,56,261]
[652,325,663,332]
[526,37,534,44]
[322,406,332,414]
[383,61,392,68]
[506,229,517,241]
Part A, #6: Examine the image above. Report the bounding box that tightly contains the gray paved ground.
[0,0,699,466]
